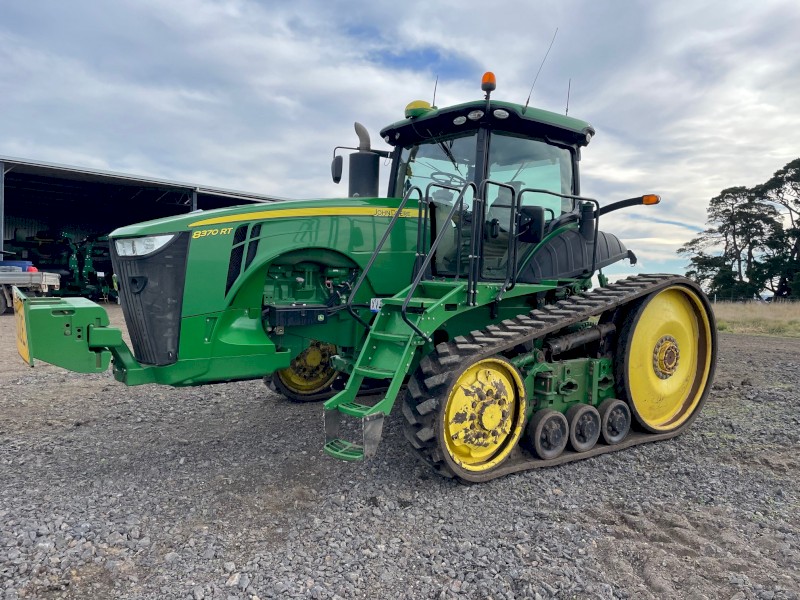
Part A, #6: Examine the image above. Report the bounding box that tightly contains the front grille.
[111,232,190,366]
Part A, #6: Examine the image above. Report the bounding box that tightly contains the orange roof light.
[481,71,496,93]
[642,194,661,205]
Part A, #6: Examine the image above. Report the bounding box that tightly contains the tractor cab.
[376,73,639,288]
[334,71,647,293]
[386,115,577,280]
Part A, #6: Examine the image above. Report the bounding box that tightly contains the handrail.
[414,186,430,278]
[345,186,424,330]
[517,187,601,276]
[401,182,478,341]
[415,182,463,279]
[468,195,484,306]
[480,180,519,304]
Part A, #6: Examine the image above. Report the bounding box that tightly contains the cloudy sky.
[2,0,799,277]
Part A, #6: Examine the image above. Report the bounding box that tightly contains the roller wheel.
[523,409,569,460]
[616,285,716,432]
[566,404,601,452]
[598,398,631,445]
[403,350,527,481]
[268,341,341,402]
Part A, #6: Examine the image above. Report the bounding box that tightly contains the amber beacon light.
[481,71,497,94]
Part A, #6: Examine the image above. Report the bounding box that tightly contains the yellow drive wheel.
[617,285,715,432]
[272,341,340,402]
[437,357,527,476]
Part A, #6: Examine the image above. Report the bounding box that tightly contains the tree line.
[678,158,800,299]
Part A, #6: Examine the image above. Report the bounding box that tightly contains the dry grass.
[712,301,800,337]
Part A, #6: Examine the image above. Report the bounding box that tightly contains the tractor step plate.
[324,439,365,461]
[353,365,395,379]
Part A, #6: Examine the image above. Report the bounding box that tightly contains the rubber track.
[402,274,714,483]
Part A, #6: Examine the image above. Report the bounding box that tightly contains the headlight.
[114,234,175,257]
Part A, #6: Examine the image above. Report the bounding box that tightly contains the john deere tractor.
[14,72,716,482]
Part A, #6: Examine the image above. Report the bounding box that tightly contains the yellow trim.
[626,286,712,432]
[189,206,417,227]
[13,290,31,365]
[443,357,526,473]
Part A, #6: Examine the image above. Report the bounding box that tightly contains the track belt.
[406,274,715,482]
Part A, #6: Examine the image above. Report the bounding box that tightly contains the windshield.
[394,133,477,197]
[486,132,574,219]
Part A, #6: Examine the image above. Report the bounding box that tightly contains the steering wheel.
[430,171,467,187]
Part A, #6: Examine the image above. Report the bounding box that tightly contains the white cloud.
[1,0,799,274]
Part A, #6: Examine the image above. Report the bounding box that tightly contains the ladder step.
[323,439,364,461]
[336,401,375,417]
[370,331,411,343]
[354,365,395,379]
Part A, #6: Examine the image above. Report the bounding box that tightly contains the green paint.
[522,357,615,414]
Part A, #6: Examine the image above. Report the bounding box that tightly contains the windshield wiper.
[438,140,462,175]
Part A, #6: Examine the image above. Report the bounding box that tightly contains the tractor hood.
[108,196,403,238]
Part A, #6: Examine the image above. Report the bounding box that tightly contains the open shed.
[0,156,281,299]
[0,155,279,255]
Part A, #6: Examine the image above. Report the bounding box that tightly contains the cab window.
[486,133,574,221]
[481,133,575,279]
[394,134,476,196]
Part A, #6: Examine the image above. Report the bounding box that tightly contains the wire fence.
[711,295,798,304]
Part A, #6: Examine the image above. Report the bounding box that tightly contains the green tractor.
[14,73,716,482]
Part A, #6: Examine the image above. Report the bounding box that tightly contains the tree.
[753,158,800,297]
[679,186,784,298]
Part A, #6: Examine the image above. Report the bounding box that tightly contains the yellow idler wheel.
[617,285,715,433]
[436,357,527,477]
[271,341,341,403]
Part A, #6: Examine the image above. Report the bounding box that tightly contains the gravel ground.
[1,305,799,600]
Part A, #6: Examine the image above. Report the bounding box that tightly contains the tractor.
[14,72,716,482]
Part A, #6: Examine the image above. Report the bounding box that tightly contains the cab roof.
[379,99,595,149]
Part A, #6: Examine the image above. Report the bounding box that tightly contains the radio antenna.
[432,75,439,107]
[565,78,571,115]
[523,27,558,114]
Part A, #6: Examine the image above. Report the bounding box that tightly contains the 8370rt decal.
[192,227,234,239]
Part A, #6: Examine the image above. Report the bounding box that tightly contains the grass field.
[712,301,800,337]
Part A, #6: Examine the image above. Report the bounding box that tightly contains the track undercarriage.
[396,274,716,482]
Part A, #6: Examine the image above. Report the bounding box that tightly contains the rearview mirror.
[331,155,343,184]
[519,206,545,244]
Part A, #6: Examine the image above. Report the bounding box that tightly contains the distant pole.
[714,293,716,304]
[191,189,198,212]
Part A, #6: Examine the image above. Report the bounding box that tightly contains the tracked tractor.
[14,72,716,482]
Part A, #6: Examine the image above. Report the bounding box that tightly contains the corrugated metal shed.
[0,155,283,252]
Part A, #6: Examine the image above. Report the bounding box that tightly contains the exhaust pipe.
[348,122,379,198]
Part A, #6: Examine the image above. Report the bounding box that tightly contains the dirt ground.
[1,305,798,599]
